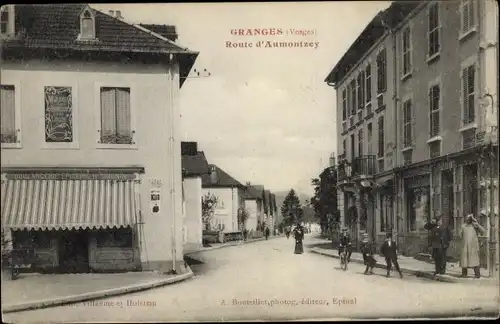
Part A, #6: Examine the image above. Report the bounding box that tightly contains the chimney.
[246,181,251,186]
[329,152,336,167]
[181,142,198,156]
[108,10,114,16]
[210,166,218,184]
[115,10,123,19]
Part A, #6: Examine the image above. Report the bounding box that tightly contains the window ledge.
[364,102,372,108]
[376,93,384,99]
[97,143,138,150]
[401,146,413,152]
[1,143,22,149]
[41,143,80,150]
[427,136,442,144]
[426,52,440,64]
[459,27,477,42]
[459,123,478,132]
[401,72,412,82]
[377,157,384,161]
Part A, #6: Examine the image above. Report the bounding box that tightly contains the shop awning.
[1,179,138,230]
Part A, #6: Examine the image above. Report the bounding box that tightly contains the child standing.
[381,232,403,278]
[360,233,376,275]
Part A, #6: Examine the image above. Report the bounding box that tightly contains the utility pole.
[483,93,498,279]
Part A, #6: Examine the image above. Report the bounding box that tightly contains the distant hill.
[274,190,311,223]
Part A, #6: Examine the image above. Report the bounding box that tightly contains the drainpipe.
[169,54,177,274]
[382,19,399,238]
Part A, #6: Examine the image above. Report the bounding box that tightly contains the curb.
[309,247,458,283]
[187,235,285,254]
[2,266,194,314]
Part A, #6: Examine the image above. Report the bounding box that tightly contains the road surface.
[4,235,499,322]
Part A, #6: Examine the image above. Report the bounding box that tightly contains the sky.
[93,2,391,196]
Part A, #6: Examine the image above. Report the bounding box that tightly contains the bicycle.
[339,248,348,271]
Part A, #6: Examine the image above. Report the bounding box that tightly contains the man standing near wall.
[424,215,452,275]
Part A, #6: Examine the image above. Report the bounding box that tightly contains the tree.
[280,189,303,226]
[311,166,339,235]
[238,208,250,232]
[202,193,219,231]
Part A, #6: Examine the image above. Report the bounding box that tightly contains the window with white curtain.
[0,85,16,143]
[100,87,132,144]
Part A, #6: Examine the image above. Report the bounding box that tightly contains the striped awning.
[1,179,138,230]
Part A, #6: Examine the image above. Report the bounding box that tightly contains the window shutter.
[116,88,131,137]
[461,67,469,123]
[468,1,474,31]
[100,88,116,140]
[399,103,404,148]
[0,86,16,141]
[411,101,416,146]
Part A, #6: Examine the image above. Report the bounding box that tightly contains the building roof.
[139,24,178,42]
[4,4,198,87]
[201,164,244,188]
[324,1,421,86]
[243,185,265,200]
[182,152,209,177]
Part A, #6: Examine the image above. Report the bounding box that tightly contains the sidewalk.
[2,268,193,313]
[309,246,496,284]
[185,234,284,254]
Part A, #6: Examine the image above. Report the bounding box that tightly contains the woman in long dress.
[293,224,304,254]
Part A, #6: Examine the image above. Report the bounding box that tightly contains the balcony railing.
[352,155,376,177]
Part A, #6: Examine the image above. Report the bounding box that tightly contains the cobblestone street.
[4,235,499,322]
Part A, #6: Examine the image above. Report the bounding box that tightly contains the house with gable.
[181,141,209,253]
[0,4,198,274]
[201,165,246,233]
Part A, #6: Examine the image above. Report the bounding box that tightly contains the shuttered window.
[0,85,16,143]
[378,116,384,158]
[460,0,475,35]
[358,129,364,156]
[376,49,387,94]
[342,89,347,121]
[428,3,440,57]
[403,100,412,147]
[462,65,475,124]
[401,26,412,76]
[367,123,372,155]
[350,79,357,115]
[365,64,372,104]
[100,87,132,144]
[429,84,440,137]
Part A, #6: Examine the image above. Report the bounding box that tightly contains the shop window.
[32,231,51,249]
[96,227,133,248]
[13,230,33,249]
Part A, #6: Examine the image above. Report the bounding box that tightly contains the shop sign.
[6,173,135,181]
[150,188,161,214]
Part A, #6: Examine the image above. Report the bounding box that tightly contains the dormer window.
[79,6,96,40]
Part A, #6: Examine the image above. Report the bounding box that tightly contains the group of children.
[338,228,403,278]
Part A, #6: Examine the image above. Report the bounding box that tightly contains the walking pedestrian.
[459,214,486,278]
[265,227,270,240]
[293,224,304,254]
[360,233,376,275]
[381,232,403,278]
[424,215,452,275]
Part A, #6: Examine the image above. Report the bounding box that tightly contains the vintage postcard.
[1,1,499,322]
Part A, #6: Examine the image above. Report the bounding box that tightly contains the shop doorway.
[58,230,89,273]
